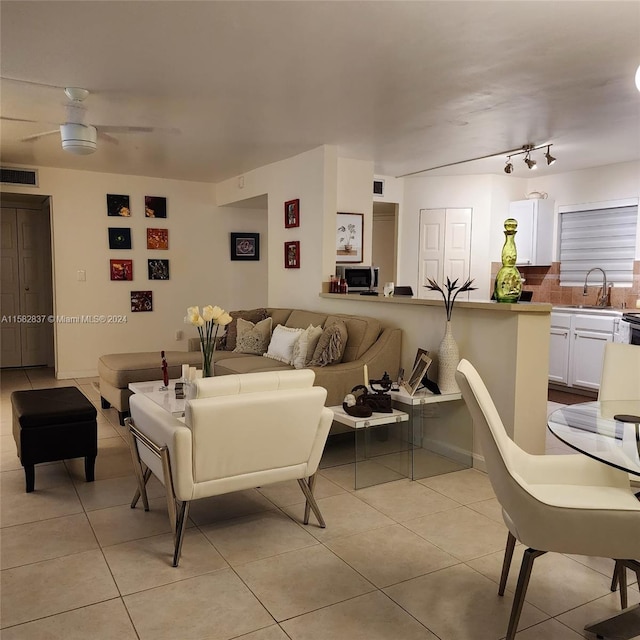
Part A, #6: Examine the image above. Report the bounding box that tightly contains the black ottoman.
[11,387,98,492]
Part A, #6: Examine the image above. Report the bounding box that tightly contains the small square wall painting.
[107,194,131,217]
[146,228,168,250]
[131,290,153,312]
[148,259,170,280]
[108,227,132,250]
[145,196,167,218]
[110,259,133,281]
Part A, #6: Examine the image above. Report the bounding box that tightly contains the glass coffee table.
[128,380,186,418]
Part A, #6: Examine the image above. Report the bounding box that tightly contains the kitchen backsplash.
[489,261,640,309]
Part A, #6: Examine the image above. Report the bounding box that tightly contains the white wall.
[2,167,267,377]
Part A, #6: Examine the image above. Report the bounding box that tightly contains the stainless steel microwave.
[335,265,379,292]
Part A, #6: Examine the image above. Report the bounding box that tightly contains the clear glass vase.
[494,218,522,303]
[201,341,215,377]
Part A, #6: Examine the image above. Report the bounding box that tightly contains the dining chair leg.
[499,531,517,596]
[505,548,546,640]
[611,560,620,592]
[617,560,629,610]
[297,475,326,528]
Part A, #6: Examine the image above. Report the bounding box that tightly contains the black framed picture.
[230,233,260,261]
[145,196,167,218]
[107,194,131,217]
[148,259,170,280]
[131,290,153,312]
[108,227,132,249]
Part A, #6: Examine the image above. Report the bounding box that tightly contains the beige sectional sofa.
[98,307,401,424]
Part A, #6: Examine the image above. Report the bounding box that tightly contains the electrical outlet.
[175,330,183,341]
[77,269,86,281]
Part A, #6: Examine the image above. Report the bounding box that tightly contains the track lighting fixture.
[544,145,556,166]
[397,142,556,178]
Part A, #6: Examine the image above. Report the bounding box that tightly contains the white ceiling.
[1,1,639,184]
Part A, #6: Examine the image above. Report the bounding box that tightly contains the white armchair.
[455,359,640,640]
[126,370,334,566]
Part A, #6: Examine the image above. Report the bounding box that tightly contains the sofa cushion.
[309,319,348,367]
[325,314,381,362]
[266,308,293,328]
[234,317,273,354]
[222,308,268,351]
[264,325,304,365]
[215,355,293,376]
[285,309,328,330]
[292,324,324,369]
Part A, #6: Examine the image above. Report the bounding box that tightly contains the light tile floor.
[1,368,637,639]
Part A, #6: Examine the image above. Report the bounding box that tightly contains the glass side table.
[324,405,410,489]
[389,387,473,480]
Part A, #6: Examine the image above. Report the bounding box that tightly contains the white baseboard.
[56,369,98,380]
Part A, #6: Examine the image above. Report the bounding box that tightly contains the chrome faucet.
[583,267,609,306]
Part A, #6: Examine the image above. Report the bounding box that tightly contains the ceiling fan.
[1,87,175,155]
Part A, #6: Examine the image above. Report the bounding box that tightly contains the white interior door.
[1,208,22,366]
[1,206,53,367]
[418,208,472,299]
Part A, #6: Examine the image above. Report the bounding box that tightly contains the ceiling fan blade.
[97,131,119,145]
[21,130,59,142]
[2,115,41,124]
[97,125,180,134]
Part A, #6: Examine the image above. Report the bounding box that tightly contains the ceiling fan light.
[60,123,97,155]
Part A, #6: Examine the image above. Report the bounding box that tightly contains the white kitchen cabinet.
[549,312,571,384]
[508,199,555,266]
[549,309,616,391]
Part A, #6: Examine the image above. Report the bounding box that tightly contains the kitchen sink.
[553,305,622,315]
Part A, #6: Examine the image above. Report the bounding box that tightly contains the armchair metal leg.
[126,417,151,511]
[499,531,517,596]
[297,475,326,528]
[505,548,546,640]
[172,500,190,567]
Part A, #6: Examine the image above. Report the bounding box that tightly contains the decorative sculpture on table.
[424,277,477,394]
[494,218,523,303]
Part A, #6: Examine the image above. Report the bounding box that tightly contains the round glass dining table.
[548,400,640,477]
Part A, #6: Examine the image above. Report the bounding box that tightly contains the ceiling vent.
[1,167,38,187]
[373,179,384,196]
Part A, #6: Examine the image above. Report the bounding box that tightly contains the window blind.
[559,205,638,286]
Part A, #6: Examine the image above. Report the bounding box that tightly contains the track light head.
[504,158,513,174]
[545,146,556,165]
[524,153,537,170]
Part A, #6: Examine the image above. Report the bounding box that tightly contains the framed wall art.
[284,199,300,228]
[108,227,132,249]
[146,228,169,250]
[336,212,363,263]
[131,290,153,312]
[285,241,300,269]
[148,259,170,280]
[110,259,133,281]
[145,196,167,218]
[107,194,131,217]
[230,233,260,261]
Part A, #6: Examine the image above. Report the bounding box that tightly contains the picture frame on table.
[284,199,300,228]
[284,241,300,268]
[336,212,363,263]
[402,353,433,396]
[230,233,260,261]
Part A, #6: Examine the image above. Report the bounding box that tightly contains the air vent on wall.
[373,179,384,196]
[1,167,38,187]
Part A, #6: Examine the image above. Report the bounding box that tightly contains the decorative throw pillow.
[264,324,304,365]
[233,317,273,355]
[221,308,268,351]
[291,324,324,369]
[309,320,348,367]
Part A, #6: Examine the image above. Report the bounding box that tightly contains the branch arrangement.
[424,277,477,321]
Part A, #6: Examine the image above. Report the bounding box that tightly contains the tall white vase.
[437,321,460,394]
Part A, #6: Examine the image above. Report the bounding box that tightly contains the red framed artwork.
[284,241,300,268]
[110,259,133,281]
[284,199,300,228]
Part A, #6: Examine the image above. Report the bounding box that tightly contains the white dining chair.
[455,359,640,640]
